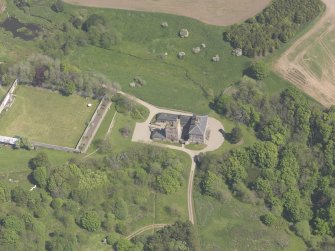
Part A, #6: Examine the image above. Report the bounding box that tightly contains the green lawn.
[0,85,98,147]
[208,111,258,155]
[109,112,140,152]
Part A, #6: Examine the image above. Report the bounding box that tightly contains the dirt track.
[63,0,270,26]
[275,0,335,107]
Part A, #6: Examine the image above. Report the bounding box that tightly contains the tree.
[250,141,278,169]
[115,239,133,251]
[62,82,75,96]
[11,186,29,206]
[112,198,128,220]
[50,198,64,210]
[29,152,50,170]
[2,215,25,234]
[51,0,64,13]
[82,14,106,32]
[80,211,100,232]
[0,182,9,203]
[229,127,243,144]
[32,166,48,188]
[247,61,269,80]
[157,168,183,194]
[260,213,277,226]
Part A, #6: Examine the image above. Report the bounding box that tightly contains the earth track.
[275,0,335,107]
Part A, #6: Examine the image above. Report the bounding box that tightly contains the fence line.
[32,141,80,153]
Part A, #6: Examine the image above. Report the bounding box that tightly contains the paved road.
[119,92,225,225]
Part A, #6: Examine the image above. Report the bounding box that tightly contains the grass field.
[64,0,271,26]
[194,192,307,251]
[0,85,98,147]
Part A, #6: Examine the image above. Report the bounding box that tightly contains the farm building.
[0,136,19,145]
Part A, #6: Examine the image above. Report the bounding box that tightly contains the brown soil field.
[63,0,271,26]
[275,0,335,107]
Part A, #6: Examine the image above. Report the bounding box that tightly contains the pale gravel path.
[119,91,224,225]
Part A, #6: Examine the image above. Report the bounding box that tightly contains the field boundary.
[0,79,18,115]
[32,141,80,153]
[76,98,112,153]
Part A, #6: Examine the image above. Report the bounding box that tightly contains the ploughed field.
[275,0,335,107]
[64,0,271,26]
[0,85,98,147]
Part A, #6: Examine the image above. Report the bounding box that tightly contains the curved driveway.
[119,91,224,224]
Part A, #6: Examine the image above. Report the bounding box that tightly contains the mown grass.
[208,111,258,155]
[185,143,207,151]
[0,85,98,147]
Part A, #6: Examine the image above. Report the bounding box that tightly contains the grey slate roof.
[189,115,208,136]
[179,115,192,126]
[151,129,166,140]
[156,113,178,122]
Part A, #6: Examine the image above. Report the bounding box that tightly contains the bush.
[51,0,64,13]
[2,215,25,234]
[50,198,64,210]
[119,126,132,138]
[106,233,119,246]
[260,213,277,226]
[80,211,100,232]
[82,14,106,32]
[246,61,269,80]
[33,208,47,218]
[229,127,243,144]
[112,198,128,220]
[29,152,50,170]
[32,166,48,188]
[115,223,127,235]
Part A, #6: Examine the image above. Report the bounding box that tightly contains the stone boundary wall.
[0,79,18,115]
[75,98,111,153]
[32,141,80,153]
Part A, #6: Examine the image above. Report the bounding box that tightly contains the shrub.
[80,211,100,232]
[32,166,48,188]
[51,0,64,13]
[2,215,25,234]
[50,198,64,210]
[112,198,128,220]
[119,126,132,138]
[82,14,106,32]
[29,152,50,170]
[229,127,243,144]
[246,61,269,80]
[115,223,127,235]
[260,213,277,226]
[106,233,119,246]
